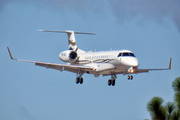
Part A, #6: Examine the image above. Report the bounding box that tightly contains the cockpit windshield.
[118,52,136,57]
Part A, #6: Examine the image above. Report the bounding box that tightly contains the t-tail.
[38,30,97,53]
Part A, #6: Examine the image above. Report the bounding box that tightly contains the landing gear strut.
[127,75,133,80]
[108,73,117,86]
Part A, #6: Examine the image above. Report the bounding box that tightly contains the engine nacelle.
[59,50,78,63]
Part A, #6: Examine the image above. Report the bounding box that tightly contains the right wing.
[7,47,95,73]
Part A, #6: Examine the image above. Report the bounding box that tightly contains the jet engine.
[59,50,78,63]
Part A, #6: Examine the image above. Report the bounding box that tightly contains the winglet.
[7,47,15,60]
[169,57,172,69]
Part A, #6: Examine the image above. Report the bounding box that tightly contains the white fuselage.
[59,49,139,75]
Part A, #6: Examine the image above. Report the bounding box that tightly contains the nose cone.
[131,58,138,67]
[122,57,139,67]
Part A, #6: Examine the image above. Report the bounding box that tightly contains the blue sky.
[1,0,180,120]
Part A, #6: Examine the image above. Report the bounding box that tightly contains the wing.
[103,58,172,76]
[134,57,172,74]
[7,47,95,73]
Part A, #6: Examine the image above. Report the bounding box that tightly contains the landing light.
[128,67,134,73]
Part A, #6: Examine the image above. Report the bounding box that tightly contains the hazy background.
[1,0,180,119]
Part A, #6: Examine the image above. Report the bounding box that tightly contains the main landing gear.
[76,77,83,84]
[108,79,115,86]
[108,73,117,86]
[76,70,84,84]
[127,75,133,80]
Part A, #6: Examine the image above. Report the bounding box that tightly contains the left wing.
[103,58,172,76]
[7,47,95,73]
[134,57,172,73]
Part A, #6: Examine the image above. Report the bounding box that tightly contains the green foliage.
[172,77,180,93]
[147,77,180,120]
[170,111,180,120]
[147,97,166,120]
[172,77,180,110]
[165,102,176,120]
[175,93,180,109]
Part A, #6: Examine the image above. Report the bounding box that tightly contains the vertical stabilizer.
[38,30,97,53]
[66,31,78,51]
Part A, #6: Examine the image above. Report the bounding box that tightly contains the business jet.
[7,30,172,86]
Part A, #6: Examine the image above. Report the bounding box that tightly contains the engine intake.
[59,50,78,63]
[69,51,77,61]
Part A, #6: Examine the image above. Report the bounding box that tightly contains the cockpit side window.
[118,53,122,57]
[129,53,136,57]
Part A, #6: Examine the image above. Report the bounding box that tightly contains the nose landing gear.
[127,75,133,80]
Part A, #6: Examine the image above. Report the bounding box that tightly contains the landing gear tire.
[108,80,111,86]
[112,80,115,86]
[76,77,83,84]
[128,75,130,80]
[108,79,115,86]
[128,75,133,80]
[130,76,133,80]
[80,78,83,84]
[76,77,80,84]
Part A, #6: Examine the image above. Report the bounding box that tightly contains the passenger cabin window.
[118,52,136,57]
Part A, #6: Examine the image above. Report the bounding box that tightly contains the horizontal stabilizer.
[38,30,97,35]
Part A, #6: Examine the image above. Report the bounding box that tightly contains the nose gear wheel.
[127,75,133,80]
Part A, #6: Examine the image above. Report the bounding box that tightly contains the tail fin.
[66,31,78,51]
[38,30,97,52]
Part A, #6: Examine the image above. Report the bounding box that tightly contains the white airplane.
[7,30,172,86]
